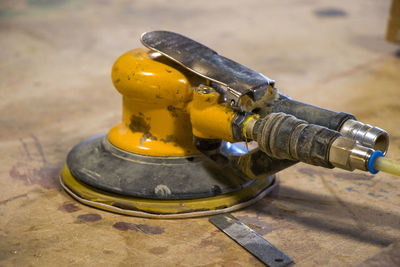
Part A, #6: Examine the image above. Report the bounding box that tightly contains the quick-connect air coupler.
[339,119,389,155]
[245,112,340,168]
[243,112,388,174]
[269,94,389,155]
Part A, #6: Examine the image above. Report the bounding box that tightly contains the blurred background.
[0,0,398,140]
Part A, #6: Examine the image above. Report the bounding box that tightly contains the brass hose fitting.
[328,136,374,171]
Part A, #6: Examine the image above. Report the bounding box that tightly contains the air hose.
[369,151,400,176]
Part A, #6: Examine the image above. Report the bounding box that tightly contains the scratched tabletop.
[1,0,400,266]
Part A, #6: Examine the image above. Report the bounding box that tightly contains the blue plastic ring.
[368,150,384,174]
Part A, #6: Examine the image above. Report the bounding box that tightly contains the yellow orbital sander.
[60,31,400,218]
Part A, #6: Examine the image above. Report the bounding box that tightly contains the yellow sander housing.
[60,46,276,218]
[61,31,395,218]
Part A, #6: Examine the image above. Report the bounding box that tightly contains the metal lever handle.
[141,31,275,110]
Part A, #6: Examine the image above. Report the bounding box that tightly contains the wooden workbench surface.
[1,0,399,266]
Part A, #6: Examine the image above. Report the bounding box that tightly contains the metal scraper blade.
[209,214,293,267]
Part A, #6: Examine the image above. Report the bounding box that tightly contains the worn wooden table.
[1,0,400,266]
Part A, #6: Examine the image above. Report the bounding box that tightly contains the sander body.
[61,31,395,218]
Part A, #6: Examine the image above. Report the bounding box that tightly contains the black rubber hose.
[271,93,355,130]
